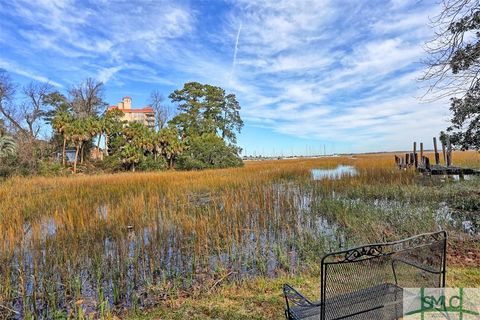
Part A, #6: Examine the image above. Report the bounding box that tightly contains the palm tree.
[0,135,16,158]
[120,143,141,172]
[66,120,90,173]
[52,111,73,165]
[0,119,6,137]
[152,131,164,161]
[159,127,185,169]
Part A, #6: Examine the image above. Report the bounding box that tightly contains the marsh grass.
[0,151,478,318]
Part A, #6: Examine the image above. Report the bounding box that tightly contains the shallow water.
[311,165,357,180]
[2,170,477,318]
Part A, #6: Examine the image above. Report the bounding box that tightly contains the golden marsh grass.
[0,151,479,318]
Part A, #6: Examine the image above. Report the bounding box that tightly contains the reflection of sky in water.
[311,165,357,180]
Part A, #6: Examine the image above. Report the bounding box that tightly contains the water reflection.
[311,165,357,180]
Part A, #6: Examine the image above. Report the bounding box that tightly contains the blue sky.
[0,0,451,155]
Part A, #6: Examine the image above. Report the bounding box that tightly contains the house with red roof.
[108,96,155,129]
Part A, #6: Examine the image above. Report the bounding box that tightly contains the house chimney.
[123,96,132,109]
[117,101,124,109]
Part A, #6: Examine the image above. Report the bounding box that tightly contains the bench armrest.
[283,284,315,316]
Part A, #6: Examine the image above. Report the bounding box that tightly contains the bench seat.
[288,283,404,320]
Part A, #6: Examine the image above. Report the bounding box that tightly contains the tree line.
[0,71,244,177]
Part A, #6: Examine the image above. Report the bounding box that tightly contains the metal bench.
[283,231,447,320]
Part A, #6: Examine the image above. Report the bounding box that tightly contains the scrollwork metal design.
[343,245,385,262]
[327,232,446,264]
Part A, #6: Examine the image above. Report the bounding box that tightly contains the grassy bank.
[129,236,480,319]
[127,266,480,320]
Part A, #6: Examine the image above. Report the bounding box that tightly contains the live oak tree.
[100,108,124,156]
[424,0,480,150]
[447,86,480,149]
[169,82,244,143]
[168,82,244,170]
[176,133,242,170]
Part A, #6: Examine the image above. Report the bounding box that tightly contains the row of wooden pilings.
[395,137,453,170]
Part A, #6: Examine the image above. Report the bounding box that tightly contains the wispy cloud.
[0,0,448,152]
[0,59,64,88]
[0,0,195,84]
[96,66,123,84]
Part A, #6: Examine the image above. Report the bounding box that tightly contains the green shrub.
[100,155,124,172]
[137,156,167,172]
[38,160,69,177]
[176,133,243,170]
[0,155,18,178]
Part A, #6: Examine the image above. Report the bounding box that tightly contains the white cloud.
[212,0,448,152]
[0,59,63,88]
[0,0,195,83]
[0,0,449,152]
[96,66,122,84]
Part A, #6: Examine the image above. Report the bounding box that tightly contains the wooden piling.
[413,142,418,168]
[441,142,446,164]
[433,137,440,165]
[424,156,430,171]
[420,142,424,160]
[446,137,452,166]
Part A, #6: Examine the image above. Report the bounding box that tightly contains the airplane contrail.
[231,23,242,75]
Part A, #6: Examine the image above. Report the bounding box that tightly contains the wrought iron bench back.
[319,231,446,320]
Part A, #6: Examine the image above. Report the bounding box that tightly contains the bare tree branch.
[421,0,480,100]
[22,81,52,138]
[0,70,24,133]
[69,78,107,119]
[150,89,172,130]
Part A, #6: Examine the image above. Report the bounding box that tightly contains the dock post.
[413,142,418,168]
[446,136,452,167]
[433,137,440,165]
[424,156,430,171]
[420,142,424,160]
[441,142,446,164]
[406,153,410,166]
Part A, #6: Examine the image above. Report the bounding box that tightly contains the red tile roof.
[108,106,154,113]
